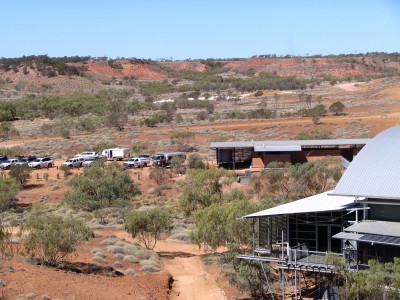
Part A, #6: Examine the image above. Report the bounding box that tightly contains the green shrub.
[141,265,160,273]
[22,213,93,265]
[0,177,20,212]
[187,154,205,169]
[114,253,124,260]
[91,247,102,254]
[124,268,137,276]
[64,162,140,211]
[99,238,118,246]
[92,255,105,263]
[123,245,139,256]
[125,208,172,249]
[8,165,32,185]
[139,259,159,268]
[107,245,124,254]
[123,255,139,263]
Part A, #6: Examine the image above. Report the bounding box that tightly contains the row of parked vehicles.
[0,155,54,169]
[0,149,187,170]
[61,150,186,169]
[123,152,186,168]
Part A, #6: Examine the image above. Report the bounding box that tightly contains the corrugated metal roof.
[210,139,369,149]
[344,220,400,237]
[254,145,302,152]
[333,231,400,246]
[242,191,358,218]
[332,232,364,240]
[332,126,400,200]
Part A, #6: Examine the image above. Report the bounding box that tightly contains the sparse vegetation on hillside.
[0,52,399,298]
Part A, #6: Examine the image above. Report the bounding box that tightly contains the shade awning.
[333,232,400,246]
[254,145,302,152]
[332,232,363,240]
[242,191,359,218]
[344,220,400,237]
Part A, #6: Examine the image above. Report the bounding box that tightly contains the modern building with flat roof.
[210,138,369,169]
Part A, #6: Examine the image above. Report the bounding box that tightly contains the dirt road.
[155,241,227,300]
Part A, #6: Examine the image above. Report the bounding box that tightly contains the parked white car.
[123,156,150,168]
[15,158,29,166]
[28,157,54,169]
[62,157,82,168]
[74,152,99,161]
[82,156,102,167]
[0,158,19,169]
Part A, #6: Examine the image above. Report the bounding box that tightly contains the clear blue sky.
[1,0,399,60]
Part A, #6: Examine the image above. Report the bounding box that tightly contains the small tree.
[191,196,259,251]
[187,153,205,169]
[0,177,20,211]
[225,250,274,299]
[329,101,345,116]
[59,165,71,179]
[170,156,186,174]
[312,115,320,125]
[170,131,196,152]
[149,167,170,184]
[0,122,19,141]
[125,207,172,249]
[305,94,313,108]
[64,162,140,211]
[178,168,236,216]
[106,112,128,131]
[131,143,148,155]
[0,224,18,261]
[8,164,32,185]
[22,212,93,265]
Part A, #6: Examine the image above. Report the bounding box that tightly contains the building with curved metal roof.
[236,126,400,297]
[332,126,400,200]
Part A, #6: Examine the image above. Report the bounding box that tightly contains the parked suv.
[0,155,7,163]
[15,158,29,166]
[28,157,53,168]
[16,155,37,166]
[74,152,99,161]
[82,156,102,167]
[62,157,82,168]
[0,158,19,169]
[123,156,150,168]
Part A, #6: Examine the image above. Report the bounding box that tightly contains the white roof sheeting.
[333,232,364,240]
[344,220,400,237]
[242,191,358,218]
[332,126,400,200]
[333,231,400,246]
[210,139,369,149]
[253,145,302,152]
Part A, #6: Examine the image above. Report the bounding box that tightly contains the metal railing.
[289,246,344,268]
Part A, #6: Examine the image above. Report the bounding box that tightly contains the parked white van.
[101,148,130,161]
